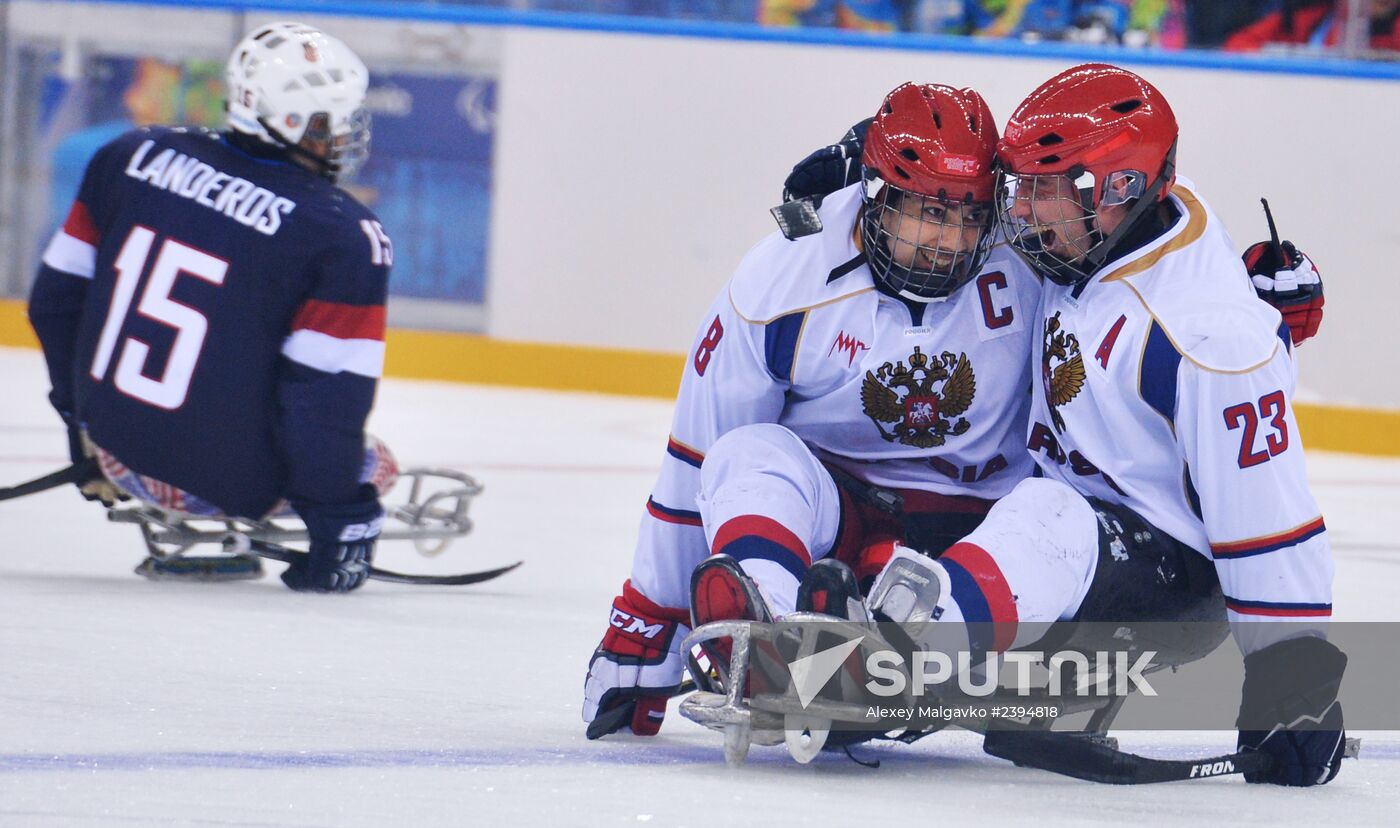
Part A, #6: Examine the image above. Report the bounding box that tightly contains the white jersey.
[632,184,1042,609]
[1030,178,1332,623]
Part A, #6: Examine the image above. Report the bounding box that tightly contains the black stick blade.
[247,539,521,587]
[370,560,522,586]
[0,460,94,501]
[983,728,1271,785]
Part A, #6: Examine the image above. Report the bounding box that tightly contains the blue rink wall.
[1,0,1397,454]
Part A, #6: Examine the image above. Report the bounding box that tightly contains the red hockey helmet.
[859,83,1000,301]
[997,64,1179,284]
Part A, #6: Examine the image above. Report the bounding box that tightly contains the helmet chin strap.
[256,117,339,181]
[1071,138,1179,282]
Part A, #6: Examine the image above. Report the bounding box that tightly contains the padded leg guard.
[1058,499,1228,668]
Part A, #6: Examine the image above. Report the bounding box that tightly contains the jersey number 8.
[694,316,724,377]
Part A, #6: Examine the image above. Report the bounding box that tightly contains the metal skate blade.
[134,555,264,582]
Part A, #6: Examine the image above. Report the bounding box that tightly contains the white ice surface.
[0,346,1396,826]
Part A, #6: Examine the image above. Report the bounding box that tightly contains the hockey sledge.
[678,615,1361,782]
[106,467,516,585]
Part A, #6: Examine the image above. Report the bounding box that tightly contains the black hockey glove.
[1236,635,1348,786]
[284,488,383,593]
[781,117,872,203]
[60,414,126,507]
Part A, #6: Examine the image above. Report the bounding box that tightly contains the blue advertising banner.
[356,72,496,310]
[31,47,496,330]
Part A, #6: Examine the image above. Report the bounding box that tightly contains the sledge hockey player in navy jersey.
[28,22,393,592]
[857,64,1345,786]
[584,83,1049,737]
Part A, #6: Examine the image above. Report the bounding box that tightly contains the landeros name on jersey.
[123,139,295,236]
[860,346,976,448]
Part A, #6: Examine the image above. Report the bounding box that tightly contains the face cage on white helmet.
[859,173,996,302]
[293,108,372,180]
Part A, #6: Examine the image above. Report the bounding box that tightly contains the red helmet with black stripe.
[859,83,999,301]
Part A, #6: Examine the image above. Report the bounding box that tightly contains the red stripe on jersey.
[1211,516,1326,557]
[645,497,702,526]
[941,541,1018,650]
[711,515,811,567]
[666,436,705,467]
[62,201,99,245]
[621,579,690,625]
[290,299,386,341]
[1225,602,1332,618]
[896,489,996,515]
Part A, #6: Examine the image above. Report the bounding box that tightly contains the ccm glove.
[583,580,690,736]
[284,487,383,593]
[1243,239,1324,346]
[781,117,872,203]
[1237,635,1348,786]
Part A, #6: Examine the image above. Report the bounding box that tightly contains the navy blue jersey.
[29,126,391,518]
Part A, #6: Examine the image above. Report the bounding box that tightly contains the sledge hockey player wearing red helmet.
[583,82,1050,739]
[860,64,1345,787]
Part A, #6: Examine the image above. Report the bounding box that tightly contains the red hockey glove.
[1243,240,1324,347]
[583,580,690,737]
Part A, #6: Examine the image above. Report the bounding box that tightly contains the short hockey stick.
[0,459,95,502]
[1260,197,1285,262]
[248,539,521,586]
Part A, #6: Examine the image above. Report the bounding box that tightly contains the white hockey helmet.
[225,22,371,178]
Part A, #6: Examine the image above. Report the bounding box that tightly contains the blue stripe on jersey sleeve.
[1183,466,1203,521]
[1277,321,1291,354]
[1140,320,1182,424]
[764,311,806,383]
[721,538,809,583]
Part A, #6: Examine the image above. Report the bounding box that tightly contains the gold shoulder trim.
[1101,184,1208,284]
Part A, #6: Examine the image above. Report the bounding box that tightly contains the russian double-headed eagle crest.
[861,346,975,448]
[1042,311,1085,432]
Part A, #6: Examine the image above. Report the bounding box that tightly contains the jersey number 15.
[89,226,227,411]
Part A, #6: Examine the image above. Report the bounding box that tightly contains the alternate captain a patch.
[861,346,975,448]
[1042,311,1085,433]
